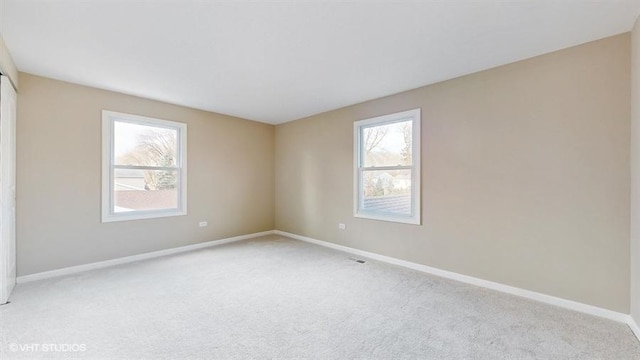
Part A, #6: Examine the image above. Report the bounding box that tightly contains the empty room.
[2,0,640,359]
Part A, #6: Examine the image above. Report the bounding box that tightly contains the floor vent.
[349,257,366,264]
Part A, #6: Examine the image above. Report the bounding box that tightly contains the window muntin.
[354,109,420,224]
[102,111,187,222]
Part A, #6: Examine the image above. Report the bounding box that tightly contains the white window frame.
[354,108,421,225]
[101,110,187,222]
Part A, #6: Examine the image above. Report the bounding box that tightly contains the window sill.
[354,211,420,225]
[101,209,186,223]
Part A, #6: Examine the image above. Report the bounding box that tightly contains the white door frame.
[0,75,17,305]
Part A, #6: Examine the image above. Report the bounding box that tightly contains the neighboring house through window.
[354,108,421,224]
[102,111,187,222]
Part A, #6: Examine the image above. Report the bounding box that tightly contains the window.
[102,111,187,222]
[354,108,420,224]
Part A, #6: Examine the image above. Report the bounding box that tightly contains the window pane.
[114,121,178,167]
[114,168,178,212]
[362,120,412,167]
[361,169,412,215]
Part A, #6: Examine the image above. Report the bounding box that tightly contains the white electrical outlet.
[199,221,208,227]
[338,223,346,230]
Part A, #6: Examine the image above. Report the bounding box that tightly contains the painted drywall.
[17,73,274,276]
[275,34,631,313]
[631,16,640,324]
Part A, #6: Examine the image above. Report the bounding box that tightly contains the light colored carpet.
[0,234,638,359]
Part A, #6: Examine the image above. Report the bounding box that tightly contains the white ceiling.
[3,1,640,124]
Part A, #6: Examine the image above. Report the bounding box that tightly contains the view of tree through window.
[113,121,179,213]
[361,120,412,215]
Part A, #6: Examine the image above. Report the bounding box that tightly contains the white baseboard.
[274,230,638,337]
[630,317,640,341]
[17,230,275,283]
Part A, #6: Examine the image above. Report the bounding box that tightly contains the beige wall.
[631,17,640,322]
[17,73,274,276]
[275,34,631,312]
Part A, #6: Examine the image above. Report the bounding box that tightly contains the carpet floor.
[1,234,639,359]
